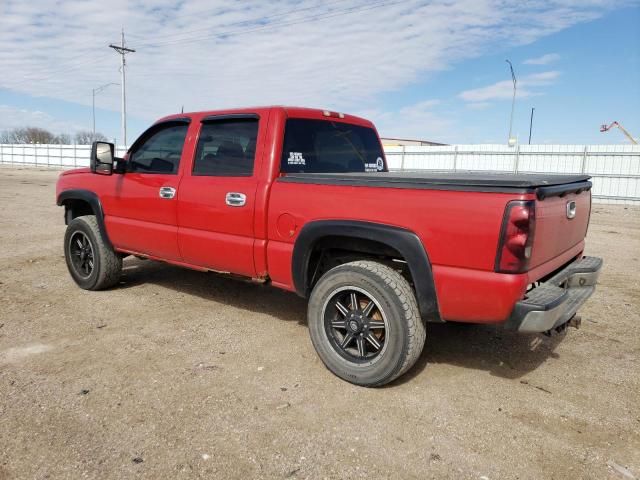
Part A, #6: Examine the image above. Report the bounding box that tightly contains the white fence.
[0,144,127,168]
[385,144,640,204]
[1,143,639,204]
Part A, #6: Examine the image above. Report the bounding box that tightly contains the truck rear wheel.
[64,215,122,290]
[307,260,426,387]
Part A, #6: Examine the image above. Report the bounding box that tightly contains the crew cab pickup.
[56,106,602,386]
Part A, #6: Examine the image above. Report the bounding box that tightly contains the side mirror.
[90,141,114,175]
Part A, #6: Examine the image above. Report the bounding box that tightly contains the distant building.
[380,137,446,146]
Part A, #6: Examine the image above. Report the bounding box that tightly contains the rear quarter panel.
[266,181,531,322]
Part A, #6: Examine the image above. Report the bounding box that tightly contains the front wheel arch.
[58,189,113,250]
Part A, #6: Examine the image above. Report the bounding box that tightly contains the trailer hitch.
[568,315,582,329]
[543,315,582,337]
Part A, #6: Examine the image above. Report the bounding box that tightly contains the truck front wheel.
[64,215,122,290]
[307,260,426,387]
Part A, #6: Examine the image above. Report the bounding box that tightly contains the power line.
[137,0,407,49]
[9,53,112,85]
[142,0,405,48]
[93,82,119,136]
[5,0,404,89]
[131,0,349,45]
[1,34,123,84]
[8,2,349,83]
[3,0,408,113]
[3,2,346,82]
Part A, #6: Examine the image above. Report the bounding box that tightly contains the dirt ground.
[0,167,638,480]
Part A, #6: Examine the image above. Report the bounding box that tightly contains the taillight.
[495,200,536,273]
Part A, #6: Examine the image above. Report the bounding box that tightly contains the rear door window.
[193,118,259,176]
[280,119,386,173]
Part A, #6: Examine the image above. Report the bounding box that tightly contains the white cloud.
[522,71,562,84]
[466,102,492,110]
[459,71,560,103]
[357,100,456,143]
[0,0,623,136]
[0,104,84,134]
[523,53,561,65]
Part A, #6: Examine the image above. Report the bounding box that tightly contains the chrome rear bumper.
[505,256,603,333]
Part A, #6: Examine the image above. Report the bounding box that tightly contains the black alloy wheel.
[323,286,388,363]
[68,231,95,278]
[63,215,122,290]
[307,260,426,387]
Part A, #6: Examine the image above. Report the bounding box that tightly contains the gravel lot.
[0,167,639,480]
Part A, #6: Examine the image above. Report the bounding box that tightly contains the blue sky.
[1,1,638,145]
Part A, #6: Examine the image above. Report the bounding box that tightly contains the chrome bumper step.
[505,256,603,333]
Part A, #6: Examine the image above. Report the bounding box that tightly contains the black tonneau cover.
[278,172,592,198]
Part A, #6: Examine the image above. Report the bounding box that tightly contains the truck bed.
[279,172,592,197]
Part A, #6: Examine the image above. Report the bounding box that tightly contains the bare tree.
[5,127,58,144]
[0,127,105,145]
[56,133,72,144]
[74,131,108,145]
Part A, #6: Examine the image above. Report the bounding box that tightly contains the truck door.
[177,114,265,277]
[102,120,190,261]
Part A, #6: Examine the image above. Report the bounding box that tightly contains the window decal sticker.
[288,152,306,165]
[364,157,384,172]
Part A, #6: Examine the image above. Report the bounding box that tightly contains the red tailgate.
[529,190,591,271]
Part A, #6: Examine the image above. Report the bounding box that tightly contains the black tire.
[307,260,426,387]
[64,215,122,290]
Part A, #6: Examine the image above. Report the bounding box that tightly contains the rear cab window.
[280,118,386,174]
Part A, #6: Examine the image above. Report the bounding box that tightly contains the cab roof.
[155,106,374,128]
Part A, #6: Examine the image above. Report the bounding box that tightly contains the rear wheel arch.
[291,220,441,323]
[57,189,113,249]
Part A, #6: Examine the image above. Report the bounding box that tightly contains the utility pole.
[506,59,517,146]
[109,29,135,147]
[528,107,535,144]
[92,83,118,137]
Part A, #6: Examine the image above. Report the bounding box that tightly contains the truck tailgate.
[529,189,591,271]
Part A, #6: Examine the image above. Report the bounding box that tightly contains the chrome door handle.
[225,192,246,207]
[159,186,176,199]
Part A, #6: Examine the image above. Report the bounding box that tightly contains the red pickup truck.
[56,106,602,386]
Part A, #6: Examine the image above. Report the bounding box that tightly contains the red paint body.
[56,106,591,324]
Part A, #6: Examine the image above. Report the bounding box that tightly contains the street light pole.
[92,83,119,137]
[506,59,517,146]
[528,107,535,144]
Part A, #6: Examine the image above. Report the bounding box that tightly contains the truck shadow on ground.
[119,258,566,382]
[393,323,565,385]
